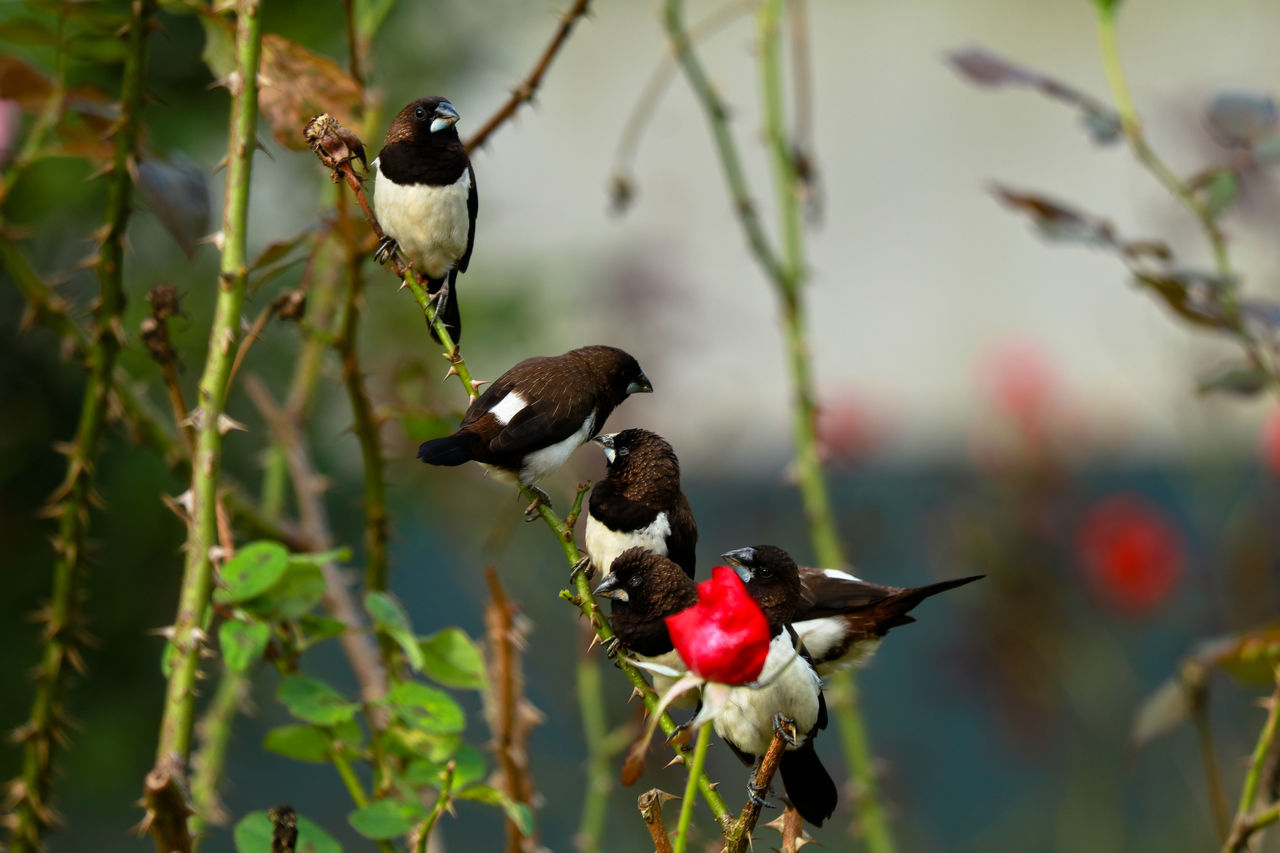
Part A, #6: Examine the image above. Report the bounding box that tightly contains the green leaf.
[299,615,348,645]
[1203,170,1239,218]
[404,744,486,790]
[264,725,330,763]
[215,541,289,604]
[382,682,465,735]
[242,563,327,621]
[419,628,487,690]
[233,811,342,853]
[383,728,461,762]
[288,547,353,567]
[219,620,270,672]
[347,798,424,840]
[278,675,359,726]
[457,785,535,837]
[365,592,426,672]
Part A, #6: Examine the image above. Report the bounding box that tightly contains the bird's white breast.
[585,511,672,576]
[713,633,822,756]
[373,164,470,280]
[511,414,595,486]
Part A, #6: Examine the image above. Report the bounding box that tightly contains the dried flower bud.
[148,284,181,320]
[271,289,307,321]
[304,113,367,173]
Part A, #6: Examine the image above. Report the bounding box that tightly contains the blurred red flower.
[665,566,771,685]
[1260,408,1280,476]
[815,392,889,466]
[981,340,1060,427]
[1077,495,1183,616]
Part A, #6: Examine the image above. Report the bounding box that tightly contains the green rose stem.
[9,1,156,849]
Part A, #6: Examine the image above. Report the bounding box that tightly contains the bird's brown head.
[721,544,803,628]
[383,97,462,147]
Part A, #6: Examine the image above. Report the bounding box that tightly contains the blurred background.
[6,0,1280,850]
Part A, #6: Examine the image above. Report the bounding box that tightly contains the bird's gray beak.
[626,373,653,395]
[431,102,461,133]
[593,574,628,602]
[592,432,617,464]
[722,547,756,583]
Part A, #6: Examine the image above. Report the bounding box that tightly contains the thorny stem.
[672,721,713,853]
[575,638,614,853]
[189,665,250,844]
[9,2,156,849]
[1094,6,1280,393]
[723,728,789,852]
[152,0,262,805]
[1221,674,1280,853]
[466,0,596,154]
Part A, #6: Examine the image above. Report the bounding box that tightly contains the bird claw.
[772,713,799,746]
[663,721,691,746]
[523,487,551,520]
[569,554,593,584]
[747,775,777,810]
[374,235,400,265]
[602,636,622,659]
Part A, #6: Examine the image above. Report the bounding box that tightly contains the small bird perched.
[592,547,697,701]
[373,96,477,344]
[712,561,838,827]
[585,429,697,578]
[723,544,982,676]
[417,345,652,508]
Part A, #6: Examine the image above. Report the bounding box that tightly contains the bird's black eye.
[413,106,427,120]
[757,567,773,579]
[617,447,630,458]
[627,573,643,588]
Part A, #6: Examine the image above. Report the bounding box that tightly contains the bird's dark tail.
[417,433,472,467]
[424,271,463,344]
[779,740,838,827]
[879,574,985,632]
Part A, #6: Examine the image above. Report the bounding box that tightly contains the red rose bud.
[665,565,771,685]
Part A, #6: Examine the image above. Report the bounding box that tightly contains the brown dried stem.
[638,789,676,853]
[139,757,194,853]
[484,566,540,853]
[465,0,595,154]
[722,728,789,853]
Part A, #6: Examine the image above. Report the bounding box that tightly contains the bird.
[713,560,839,827]
[372,96,477,344]
[584,429,697,579]
[592,547,697,702]
[722,544,982,677]
[417,345,652,508]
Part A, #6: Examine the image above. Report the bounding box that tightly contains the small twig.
[722,728,788,852]
[484,566,540,853]
[1221,672,1280,852]
[414,761,456,853]
[638,789,677,853]
[1183,660,1230,839]
[466,0,596,153]
[269,805,298,853]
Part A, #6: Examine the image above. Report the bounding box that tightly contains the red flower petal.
[665,566,771,685]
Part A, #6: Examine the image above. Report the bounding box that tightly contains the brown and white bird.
[722,544,981,676]
[584,429,697,578]
[417,346,651,504]
[373,96,477,343]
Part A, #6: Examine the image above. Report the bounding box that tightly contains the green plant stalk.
[416,762,456,853]
[189,665,250,846]
[672,722,713,853]
[330,750,396,853]
[575,646,612,853]
[9,3,156,849]
[1224,678,1280,850]
[153,0,262,772]
[1094,6,1279,391]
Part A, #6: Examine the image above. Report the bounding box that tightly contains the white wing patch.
[822,568,862,582]
[488,392,527,426]
[585,511,672,576]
